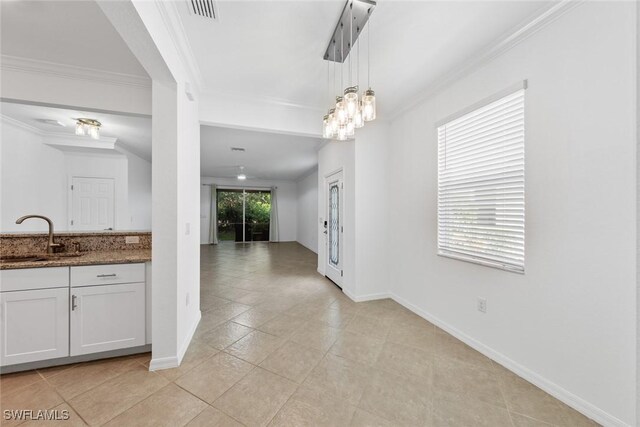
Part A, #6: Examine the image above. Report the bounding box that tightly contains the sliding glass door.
[217,189,271,242]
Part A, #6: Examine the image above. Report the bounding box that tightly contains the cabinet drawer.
[71,263,145,287]
[0,267,69,292]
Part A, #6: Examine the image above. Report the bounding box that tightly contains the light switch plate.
[125,236,140,244]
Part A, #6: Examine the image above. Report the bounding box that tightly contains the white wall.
[380,3,635,425]
[354,122,391,299]
[296,168,319,253]
[200,177,298,244]
[1,118,152,232]
[1,120,67,232]
[127,150,152,230]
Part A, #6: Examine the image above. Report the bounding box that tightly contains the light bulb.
[75,122,85,136]
[237,174,247,180]
[344,86,358,119]
[362,88,376,122]
[335,96,347,125]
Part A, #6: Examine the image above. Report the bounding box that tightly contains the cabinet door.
[1,288,69,366]
[70,283,145,356]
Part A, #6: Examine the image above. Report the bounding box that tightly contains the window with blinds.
[437,88,525,273]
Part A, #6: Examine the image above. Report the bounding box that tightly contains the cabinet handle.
[71,295,77,311]
[96,274,117,278]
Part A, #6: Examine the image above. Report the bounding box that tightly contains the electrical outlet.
[125,236,140,244]
[477,297,487,313]
[186,292,190,306]
[185,222,191,235]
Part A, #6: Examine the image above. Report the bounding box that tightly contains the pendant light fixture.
[321,0,376,140]
[362,15,376,122]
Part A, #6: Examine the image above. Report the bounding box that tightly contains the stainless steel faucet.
[15,215,62,254]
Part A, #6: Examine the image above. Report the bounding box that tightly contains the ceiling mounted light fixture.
[75,118,102,140]
[322,0,376,141]
[237,166,247,180]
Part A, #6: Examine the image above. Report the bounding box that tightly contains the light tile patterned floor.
[0,242,600,426]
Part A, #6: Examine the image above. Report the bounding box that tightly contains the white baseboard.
[178,310,201,365]
[148,355,179,371]
[149,310,201,372]
[296,240,318,254]
[389,292,630,427]
[343,290,390,303]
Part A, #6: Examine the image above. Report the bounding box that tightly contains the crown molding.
[1,114,45,135]
[1,114,118,149]
[1,55,151,89]
[390,0,584,121]
[201,88,326,113]
[154,0,204,93]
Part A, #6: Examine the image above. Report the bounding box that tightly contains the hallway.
[186,242,597,426]
[0,242,599,426]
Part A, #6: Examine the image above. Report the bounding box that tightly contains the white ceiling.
[1,102,152,161]
[201,126,322,181]
[177,0,553,116]
[0,0,148,77]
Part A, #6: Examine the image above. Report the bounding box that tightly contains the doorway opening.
[217,188,271,242]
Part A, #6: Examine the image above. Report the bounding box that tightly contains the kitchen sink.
[0,253,83,263]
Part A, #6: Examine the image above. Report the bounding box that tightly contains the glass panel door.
[217,190,244,242]
[244,190,271,242]
[217,189,271,243]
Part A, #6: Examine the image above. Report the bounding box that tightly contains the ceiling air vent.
[188,0,218,20]
[230,147,245,152]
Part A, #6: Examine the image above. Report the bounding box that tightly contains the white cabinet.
[0,287,69,365]
[1,263,147,367]
[70,264,147,357]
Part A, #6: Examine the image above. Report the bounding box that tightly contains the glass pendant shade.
[322,114,332,139]
[89,126,100,140]
[346,119,355,138]
[335,96,348,125]
[362,89,376,122]
[328,108,338,135]
[75,123,85,136]
[354,101,364,128]
[337,124,347,141]
[344,86,358,119]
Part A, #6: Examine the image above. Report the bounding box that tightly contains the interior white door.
[325,171,344,287]
[70,283,145,356]
[71,177,115,230]
[0,288,69,366]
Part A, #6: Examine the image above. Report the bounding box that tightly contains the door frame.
[67,175,116,231]
[323,168,344,288]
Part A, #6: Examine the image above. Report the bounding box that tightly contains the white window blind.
[437,88,525,273]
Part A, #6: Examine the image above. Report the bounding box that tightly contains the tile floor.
[0,242,600,426]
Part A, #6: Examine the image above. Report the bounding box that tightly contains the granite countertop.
[0,231,151,238]
[0,249,151,270]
